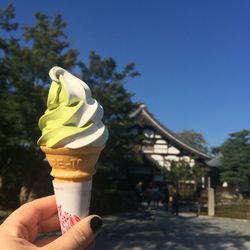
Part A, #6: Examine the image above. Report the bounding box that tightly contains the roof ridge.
[132,105,211,160]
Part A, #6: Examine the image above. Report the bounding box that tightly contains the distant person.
[152,184,160,208]
[135,181,143,208]
[171,189,180,216]
[144,185,153,209]
[163,185,170,211]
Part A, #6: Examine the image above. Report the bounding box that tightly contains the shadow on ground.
[95,208,250,250]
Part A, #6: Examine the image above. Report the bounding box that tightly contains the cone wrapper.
[40,145,104,234]
[53,180,92,234]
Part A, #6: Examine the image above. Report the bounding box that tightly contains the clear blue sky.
[1,0,250,148]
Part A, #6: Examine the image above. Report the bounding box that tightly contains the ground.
[95,208,250,250]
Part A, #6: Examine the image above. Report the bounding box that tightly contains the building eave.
[206,153,222,167]
[131,105,211,161]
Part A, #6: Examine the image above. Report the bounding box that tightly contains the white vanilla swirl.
[37,66,108,149]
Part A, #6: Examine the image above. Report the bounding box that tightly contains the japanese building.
[129,104,212,188]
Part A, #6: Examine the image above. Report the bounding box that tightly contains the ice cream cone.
[40,145,104,182]
[37,67,108,233]
[40,145,104,234]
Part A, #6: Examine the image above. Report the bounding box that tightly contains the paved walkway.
[95,209,250,250]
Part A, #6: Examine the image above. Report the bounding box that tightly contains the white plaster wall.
[155,134,162,139]
[190,159,195,167]
[142,146,154,153]
[165,155,179,161]
[156,139,167,144]
[180,156,191,162]
[163,162,171,170]
[151,154,164,167]
[142,128,197,171]
[154,144,168,154]
[168,146,180,154]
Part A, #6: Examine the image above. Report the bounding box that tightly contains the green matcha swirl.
[38,66,108,148]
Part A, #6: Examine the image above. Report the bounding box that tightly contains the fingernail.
[90,216,103,233]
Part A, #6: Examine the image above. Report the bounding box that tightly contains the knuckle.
[70,227,88,246]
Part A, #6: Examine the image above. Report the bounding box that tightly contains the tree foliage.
[220,130,250,186]
[0,4,80,205]
[0,5,78,147]
[165,161,192,186]
[177,129,209,153]
[0,4,140,206]
[164,160,207,188]
[79,52,141,174]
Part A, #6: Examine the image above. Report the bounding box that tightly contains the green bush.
[179,189,198,201]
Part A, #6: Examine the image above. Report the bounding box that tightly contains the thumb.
[45,215,102,250]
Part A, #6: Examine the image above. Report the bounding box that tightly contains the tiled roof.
[206,153,222,167]
[130,104,211,160]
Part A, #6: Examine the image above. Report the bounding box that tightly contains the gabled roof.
[206,153,222,167]
[130,104,211,160]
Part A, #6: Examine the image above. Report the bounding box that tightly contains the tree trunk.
[0,176,3,191]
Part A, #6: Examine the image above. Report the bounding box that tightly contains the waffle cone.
[40,145,104,182]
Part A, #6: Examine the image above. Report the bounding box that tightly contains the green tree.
[165,160,192,187]
[220,130,250,186]
[165,161,207,186]
[0,5,78,205]
[79,52,141,180]
[177,130,209,153]
[0,4,141,206]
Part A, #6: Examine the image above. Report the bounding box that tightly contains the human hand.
[0,195,102,250]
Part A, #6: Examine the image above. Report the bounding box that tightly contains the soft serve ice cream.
[38,66,108,149]
[38,66,108,234]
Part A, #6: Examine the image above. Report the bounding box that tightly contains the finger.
[37,236,95,249]
[2,195,57,241]
[85,239,96,250]
[39,213,60,234]
[35,236,59,247]
[45,215,102,250]
[4,195,57,226]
